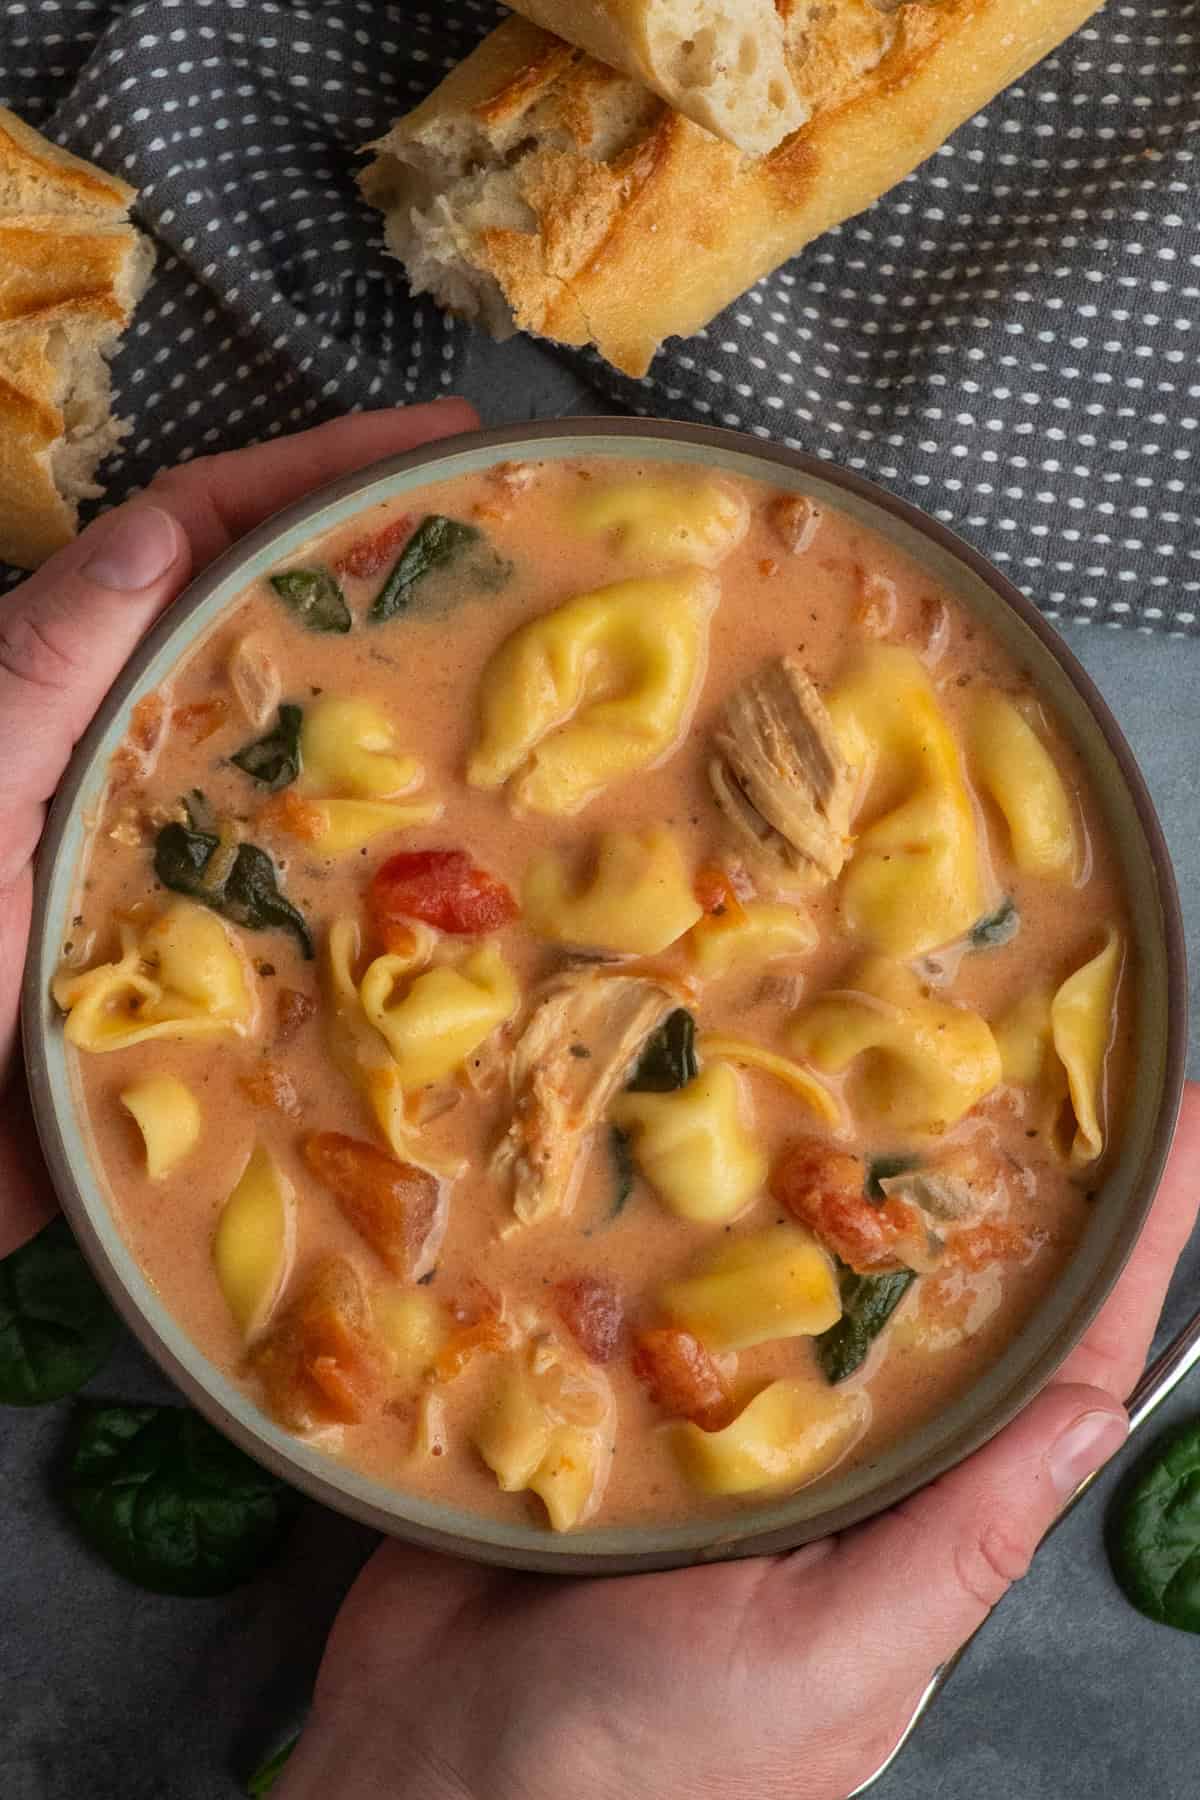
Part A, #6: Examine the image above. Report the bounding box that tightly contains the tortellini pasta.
[827,646,984,956]
[569,478,749,569]
[360,939,519,1088]
[994,990,1054,1087]
[371,1288,447,1384]
[212,1144,296,1339]
[298,696,442,851]
[788,956,1002,1134]
[970,689,1077,880]
[660,1226,841,1353]
[613,1062,766,1224]
[121,1075,201,1179]
[673,1381,870,1498]
[467,573,718,816]
[474,1338,616,1532]
[697,1034,843,1131]
[522,828,702,955]
[687,900,816,977]
[54,900,256,1051]
[304,797,443,856]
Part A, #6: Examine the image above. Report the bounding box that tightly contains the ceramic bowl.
[22,420,1187,1574]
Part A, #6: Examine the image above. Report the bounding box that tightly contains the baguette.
[0,113,152,570]
[363,2,1101,378]
[504,0,807,154]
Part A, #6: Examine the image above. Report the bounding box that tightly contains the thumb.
[0,502,189,882]
[825,1381,1128,1675]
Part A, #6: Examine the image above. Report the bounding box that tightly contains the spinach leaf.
[627,1010,698,1094]
[270,568,352,635]
[155,822,313,959]
[231,704,303,791]
[370,514,480,622]
[67,1404,301,1596]
[865,1154,920,1201]
[969,897,1020,950]
[1108,1423,1200,1633]
[247,1732,301,1795]
[814,1263,916,1384]
[609,1126,635,1219]
[0,1216,120,1406]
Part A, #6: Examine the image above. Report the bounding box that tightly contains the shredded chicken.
[493,971,676,1227]
[709,655,853,883]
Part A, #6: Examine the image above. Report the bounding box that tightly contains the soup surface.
[55,455,1131,1534]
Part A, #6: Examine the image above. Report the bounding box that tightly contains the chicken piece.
[493,971,676,1227]
[878,1144,1008,1225]
[709,656,853,884]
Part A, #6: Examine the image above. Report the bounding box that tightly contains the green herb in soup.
[0,1217,120,1406]
[270,568,352,634]
[1108,1424,1200,1633]
[58,456,1133,1536]
[67,1403,301,1595]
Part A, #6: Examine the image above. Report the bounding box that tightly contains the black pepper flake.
[310,685,323,696]
[569,1043,591,1060]
[1026,1129,1039,1138]
[255,960,276,978]
[417,1268,437,1286]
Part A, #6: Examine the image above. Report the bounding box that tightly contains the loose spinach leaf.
[67,1404,301,1596]
[155,822,313,958]
[1108,1423,1200,1633]
[370,515,480,622]
[609,1126,635,1219]
[270,568,352,635]
[231,704,303,791]
[865,1154,920,1201]
[627,1009,698,1094]
[969,897,1020,950]
[0,1216,120,1406]
[814,1263,916,1384]
[247,1732,301,1795]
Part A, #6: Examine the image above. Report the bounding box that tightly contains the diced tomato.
[554,1276,624,1364]
[368,849,518,938]
[111,693,168,782]
[238,1063,301,1118]
[947,1220,1039,1272]
[259,789,324,842]
[693,862,746,920]
[334,515,414,580]
[433,1315,511,1384]
[771,1138,920,1274]
[276,987,317,1042]
[303,1132,443,1279]
[174,696,229,743]
[248,1256,383,1430]
[631,1327,732,1430]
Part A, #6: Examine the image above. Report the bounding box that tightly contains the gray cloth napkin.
[1,0,1197,634]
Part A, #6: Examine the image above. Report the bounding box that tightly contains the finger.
[1057,1082,1200,1400]
[148,399,480,569]
[0,1080,57,1258]
[775,1381,1127,1692]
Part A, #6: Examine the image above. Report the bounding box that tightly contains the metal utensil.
[849,1308,1200,1797]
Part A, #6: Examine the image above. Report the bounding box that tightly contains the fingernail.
[80,505,179,591]
[1048,1409,1128,1501]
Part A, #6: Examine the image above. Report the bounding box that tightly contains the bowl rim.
[22,416,1188,1575]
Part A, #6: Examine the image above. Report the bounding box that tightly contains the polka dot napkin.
[2,0,1196,632]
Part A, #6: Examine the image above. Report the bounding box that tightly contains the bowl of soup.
[23,420,1185,1573]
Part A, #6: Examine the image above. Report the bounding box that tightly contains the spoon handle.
[848,1307,1200,1798]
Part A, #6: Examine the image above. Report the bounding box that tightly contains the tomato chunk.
[248,1255,383,1430]
[554,1276,623,1364]
[238,1063,301,1117]
[303,1132,444,1280]
[335,515,413,580]
[259,789,324,843]
[631,1327,732,1430]
[433,1315,511,1384]
[693,862,746,920]
[369,848,518,938]
[276,987,317,1042]
[174,696,229,743]
[947,1219,1039,1272]
[771,1139,922,1274]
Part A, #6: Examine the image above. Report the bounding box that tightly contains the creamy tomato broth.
[56,457,1132,1533]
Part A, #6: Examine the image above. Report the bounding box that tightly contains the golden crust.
[0,106,135,216]
[0,329,80,567]
[0,218,142,330]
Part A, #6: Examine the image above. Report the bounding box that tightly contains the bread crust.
[0,106,135,217]
[366,0,1102,376]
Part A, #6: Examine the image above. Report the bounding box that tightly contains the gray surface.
[3,340,1199,1800]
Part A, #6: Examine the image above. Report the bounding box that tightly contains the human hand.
[0,399,479,1259]
[280,1087,1200,1800]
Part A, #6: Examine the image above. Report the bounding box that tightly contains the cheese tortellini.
[474,1338,616,1532]
[298,696,442,852]
[788,956,1002,1134]
[212,1144,297,1339]
[613,1062,766,1224]
[970,689,1077,880]
[372,1288,448,1385]
[660,1226,842,1352]
[360,939,520,1088]
[569,478,750,569]
[121,1075,201,1180]
[687,899,816,977]
[673,1381,870,1498]
[522,828,702,955]
[468,573,717,815]
[827,646,984,956]
[54,900,256,1050]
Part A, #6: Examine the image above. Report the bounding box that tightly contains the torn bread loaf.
[362,1,1102,377]
[504,0,807,154]
[0,110,152,569]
